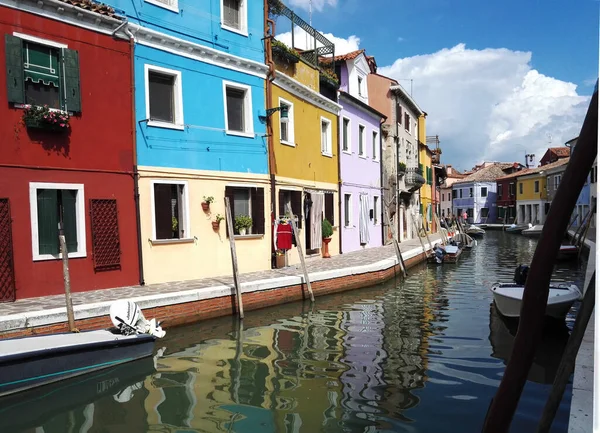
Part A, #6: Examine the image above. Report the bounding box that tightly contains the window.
[278,98,294,146]
[448,192,451,201]
[145,0,178,13]
[29,182,86,261]
[278,189,302,228]
[373,196,379,225]
[554,175,561,189]
[404,113,410,132]
[358,125,366,157]
[534,180,540,193]
[342,117,350,152]
[459,189,463,199]
[509,182,515,197]
[152,181,189,241]
[452,190,457,199]
[519,182,523,195]
[497,184,502,198]
[469,187,473,198]
[467,208,473,218]
[372,131,378,160]
[225,186,265,236]
[221,0,247,34]
[396,103,402,126]
[357,76,363,96]
[325,193,335,226]
[480,208,489,218]
[6,33,81,112]
[344,194,352,227]
[480,187,488,197]
[145,65,183,129]
[223,81,254,136]
[321,117,332,156]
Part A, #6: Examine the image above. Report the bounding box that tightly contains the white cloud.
[286,0,337,12]
[397,37,405,42]
[276,26,360,56]
[377,43,589,170]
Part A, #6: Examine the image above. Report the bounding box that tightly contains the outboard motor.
[514,264,529,285]
[109,300,166,338]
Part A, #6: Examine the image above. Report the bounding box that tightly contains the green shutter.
[419,203,423,215]
[62,48,81,113]
[61,190,78,252]
[5,34,24,104]
[37,189,59,255]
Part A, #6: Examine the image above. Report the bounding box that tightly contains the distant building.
[439,166,466,219]
[539,147,570,166]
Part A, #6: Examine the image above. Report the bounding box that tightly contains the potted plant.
[212,214,224,231]
[234,215,253,236]
[172,216,178,237]
[275,250,286,268]
[398,162,407,174]
[202,196,214,212]
[22,104,70,132]
[271,39,300,63]
[319,68,340,88]
[322,219,333,258]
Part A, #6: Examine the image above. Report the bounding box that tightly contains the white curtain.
[359,194,370,245]
[310,192,324,249]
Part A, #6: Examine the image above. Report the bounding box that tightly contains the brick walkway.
[0,236,437,317]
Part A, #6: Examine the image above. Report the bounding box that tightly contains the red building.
[0,2,139,300]
[496,167,529,223]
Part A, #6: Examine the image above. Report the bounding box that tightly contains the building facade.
[566,137,593,226]
[335,50,385,252]
[439,166,465,219]
[418,126,434,232]
[107,0,272,284]
[0,1,139,300]
[496,170,525,223]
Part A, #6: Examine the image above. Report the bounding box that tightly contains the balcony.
[405,167,426,192]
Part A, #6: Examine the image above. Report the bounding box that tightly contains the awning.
[23,42,60,87]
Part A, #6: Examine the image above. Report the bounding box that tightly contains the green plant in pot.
[234,215,253,236]
[172,216,179,236]
[202,196,214,212]
[398,162,407,174]
[322,218,333,258]
[212,214,224,231]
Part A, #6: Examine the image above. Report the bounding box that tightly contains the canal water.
[3,231,588,433]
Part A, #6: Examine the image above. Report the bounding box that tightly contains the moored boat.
[557,244,579,261]
[465,225,486,237]
[0,300,165,398]
[505,223,532,234]
[522,224,543,237]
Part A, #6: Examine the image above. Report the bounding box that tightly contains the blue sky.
[283,0,597,169]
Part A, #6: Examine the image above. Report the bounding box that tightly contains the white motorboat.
[465,225,485,237]
[522,224,543,237]
[490,265,581,320]
[505,223,532,234]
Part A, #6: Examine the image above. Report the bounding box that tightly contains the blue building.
[106,0,272,284]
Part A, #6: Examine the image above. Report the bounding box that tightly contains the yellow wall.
[418,114,432,230]
[138,167,272,284]
[418,114,427,145]
[517,174,547,201]
[271,84,339,184]
[274,57,319,92]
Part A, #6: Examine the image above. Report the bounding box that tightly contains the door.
[0,199,16,302]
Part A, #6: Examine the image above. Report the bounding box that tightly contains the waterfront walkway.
[0,235,441,334]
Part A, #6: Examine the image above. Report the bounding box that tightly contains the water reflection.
[3,231,587,433]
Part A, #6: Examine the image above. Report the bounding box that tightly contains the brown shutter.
[90,199,121,271]
[251,187,265,235]
[325,193,334,225]
[291,191,302,229]
[225,186,235,238]
[154,184,172,240]
[278,190,285,217]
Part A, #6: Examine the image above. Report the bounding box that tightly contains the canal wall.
[0,236,441,339]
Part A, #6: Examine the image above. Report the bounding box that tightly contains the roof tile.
[58,0,122,19]
[453,163,519,184]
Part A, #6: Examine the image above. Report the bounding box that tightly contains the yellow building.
[268,45,341,263]
[417,114,433,232]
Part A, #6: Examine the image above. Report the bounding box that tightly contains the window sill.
[233,234,264,240]
[15,103,68,114]
[358,154,367,159]
[145,0,179,12]
[281,140,296,147]
[33,251,87,262]
[147,120,185,130]
[342,150,351,155]
[226,130,255,138]
[221,24,249,37]
[322,152,333,158]
[150,238,195,245]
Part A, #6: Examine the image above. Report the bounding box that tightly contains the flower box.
[272,44,300,63]
[319,73,340,89]
[22,105,70,132]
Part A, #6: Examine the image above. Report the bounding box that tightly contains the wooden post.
[434,212,448,245]
[412,216,428,256]
[383,203,407,278]
[536,273,595,433]
[286,203,314,302]
[482,82,598,433]
[59,234,77,332]
[224,197,244,319]
[422,214,434,250]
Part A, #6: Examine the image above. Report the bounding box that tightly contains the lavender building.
[335,50,386,252]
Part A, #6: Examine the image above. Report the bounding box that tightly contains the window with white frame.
[357,76,363,96]
[480,186,488,197]
[358,125,366,157]
[224,81,253,136]
[344,194,352,227]
[534,180,540,193]
[554,174,561,189]
[372,131,378,160]
[342,117,350,152]
[145,0,179,13]
[152,181,189,240]
[373,196,379,224]
[278,98,294,145]
[404,113,410,132]
[225,186,265,235]
[221,0,247,34]
[145,65,183,129]
[321,117,332,156]
[29,182,86,260]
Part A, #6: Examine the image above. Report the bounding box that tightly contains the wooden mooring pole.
[225,197,244,319]
[536,272,595,433]
[412,216,428,257]
[383,203,407,278]
[59,234,77,332]
[481,83,597,433]
[286,203,314,302]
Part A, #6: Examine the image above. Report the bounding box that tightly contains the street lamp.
[259,105,289,124]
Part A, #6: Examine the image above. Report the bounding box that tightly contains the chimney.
[525,153,536,168]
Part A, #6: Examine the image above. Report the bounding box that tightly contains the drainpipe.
[125,26,145,286]
[264,0,277,268]
[395,95,400,242]
[337,94,342,254]
[380,118,385,245]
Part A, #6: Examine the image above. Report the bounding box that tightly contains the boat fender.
[514,264,529,285]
